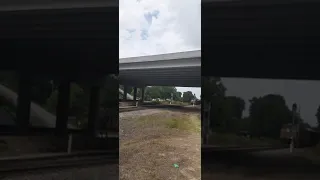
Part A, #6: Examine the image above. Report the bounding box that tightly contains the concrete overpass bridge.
[119,50,201,101]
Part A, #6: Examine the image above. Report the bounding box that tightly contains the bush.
[165,115,200,133]
[207,133,280,147]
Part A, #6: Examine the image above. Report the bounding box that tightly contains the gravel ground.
[119,109,201,180]
[119,108,165,120]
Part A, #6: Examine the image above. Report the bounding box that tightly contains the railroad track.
[119,104,201,113]
[119,106,146,113]
[0,150,118,175]
[202,146,287,153]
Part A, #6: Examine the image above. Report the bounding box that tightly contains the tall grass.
[208,133,281,147]
[137,113,200,133]
[165,115,200,133]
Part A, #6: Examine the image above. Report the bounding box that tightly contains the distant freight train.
[280,123,320,148]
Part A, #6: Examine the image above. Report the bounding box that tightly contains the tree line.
[144,86,197,102]
[120,86,198,103]
[203,77,309,139]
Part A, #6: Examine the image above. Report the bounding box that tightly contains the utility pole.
[297,104,301,147]
[193,93,196,106]
[290,103,297,153]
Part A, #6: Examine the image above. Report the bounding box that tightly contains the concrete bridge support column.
[16,72,31,132]
[202,100,211,145]
[88,85,101,136]
[123,86,128,100]
[133,87,137,101]
[140,87,145,103]
[55,79,71,136]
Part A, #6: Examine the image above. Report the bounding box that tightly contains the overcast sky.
[221,77,320,127]
[119,0,201,97]
[176,87,201,99]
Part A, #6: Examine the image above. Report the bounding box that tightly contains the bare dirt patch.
[119,109,200,180]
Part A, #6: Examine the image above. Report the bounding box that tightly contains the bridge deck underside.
[119,66,200,87]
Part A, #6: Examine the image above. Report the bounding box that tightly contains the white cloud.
[119,0,201,58]
[119,0,201,96]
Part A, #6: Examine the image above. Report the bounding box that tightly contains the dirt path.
[119,109,201,180]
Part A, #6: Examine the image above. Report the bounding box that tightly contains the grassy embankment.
[137,112,200,133]
[207,133,282,147]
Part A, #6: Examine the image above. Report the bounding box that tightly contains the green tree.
[209,96,246,133]
[144,86,182,101]
[145,86,162,100]
[301,122,311,129]
[182,91,195,102]
[202,76,226,101]
[176,92,182,101]
[202,77,228,132]
[248,94,291,138]
[237,117,252,132]
[160,86,176,100]
[316,105,320,129]
[201,77,249,133]
[225,96,245,120]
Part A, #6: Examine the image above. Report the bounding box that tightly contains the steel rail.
[0,151,118,175]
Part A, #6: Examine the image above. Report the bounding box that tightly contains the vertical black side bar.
[55,79,71,136]
[16,71,31,133]
[88,86,101,136]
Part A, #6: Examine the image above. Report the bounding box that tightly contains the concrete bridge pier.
[123,86,128,101]
[16,72,32,133]
[140,87,145,103]
[133,87,137,101]
[87,85,101,136]
[55,79,71,136]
